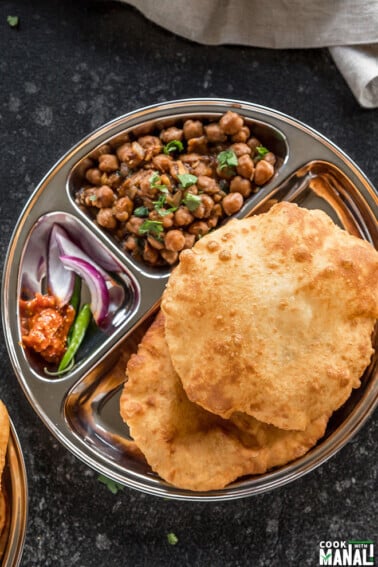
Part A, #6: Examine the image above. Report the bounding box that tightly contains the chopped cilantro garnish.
[7,15,19,28]
[163,140,184,155]
[183,192,201,212]
[167,532,179,546]
[217,149,238,170]
[150,171,168,192]
[178,173,198,188]
[255,146,269,157]
[133,206,149,217]
[98,474,124,495]
[139,220,164,238]
[89,194,98,202]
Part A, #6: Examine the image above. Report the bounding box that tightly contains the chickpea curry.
[75,111,278,266]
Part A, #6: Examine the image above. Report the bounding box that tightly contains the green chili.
[58,303,92,372]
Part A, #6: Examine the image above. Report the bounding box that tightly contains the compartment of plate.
[18,212,140,379]
[250,160,377,244]
[67,111,289,276]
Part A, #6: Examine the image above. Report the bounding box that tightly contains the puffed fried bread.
[120,312,329,491]
[162,202,378,430]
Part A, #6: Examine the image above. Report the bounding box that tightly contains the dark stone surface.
[0,0,377,565]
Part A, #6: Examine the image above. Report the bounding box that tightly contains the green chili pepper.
[58,303,92,372]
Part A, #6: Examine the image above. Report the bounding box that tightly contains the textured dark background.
[0,1,377,565]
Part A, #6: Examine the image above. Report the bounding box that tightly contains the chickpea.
[162,213,174,229]
[197,176,220,194]
[187,136,208,154]
[247,137,262,155]
[191,161,213,177]
[183,233,196,249]
[160,127,184,143]
[143,242,159,265]
[92,185,115,208]
[219,111,244,135]
[174,207,194,227]
[193,194,214,219]
[160,249,179,265]
[124,235,138,252]
[116,141,145,168]
[126,216,144,235]
[188,221,210,237]
[232,126,250,143]
[183,120,204,140]
[138,136,162,160]
[230,143,251,157]
[236,154,255,180]
[98,153,119,173]
[222,192,244,216]
[147,235,165,250]
[204,123,227,143]
[107,172,123,189]
[230,176,252,198]
[254,160,275,185]
[114,196,133,221]
[97,208,117,229]
[263,152,277,165]
[164,230,186,252]
[85,168,102,185]
[152,154,173,172]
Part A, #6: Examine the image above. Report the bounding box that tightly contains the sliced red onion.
[53,224,125,311]
[47,225,75,306]
[59,255,110,325]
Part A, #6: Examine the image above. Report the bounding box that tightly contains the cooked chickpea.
[152,154,173,172]
[160,127,183,143]
[263,152,277,165]
[188,221,210,236]
[116,141,145,167]
[197,176,220,194]
[97,208,117,229]
[187,136,208,154]
[193,194,214,219]
[222,192,244,216]
[183,120,204,140]
[232,126,250,143]
[126,216,144,235]
[254,160,275,185]
[124,235,138,252]
[174,207,194,227]
[230,176,252,198]
[236,154,255,180]
[162,213,174,229]
[204,123,227,143]
[230,143,251,157]
[160,249,179,265]
[143,242,159,265]
[138,136,163,160]
[92,185,115,208]
[247,137,262,155]
[219,111,244,135]
[164,230,186,252]
[183,233,196,249]
[85,168,102,185]
[147,236,165,250]
[114,196,133,221]
[98,154,119,173]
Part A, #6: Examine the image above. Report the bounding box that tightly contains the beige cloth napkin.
[119,0,378,108]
